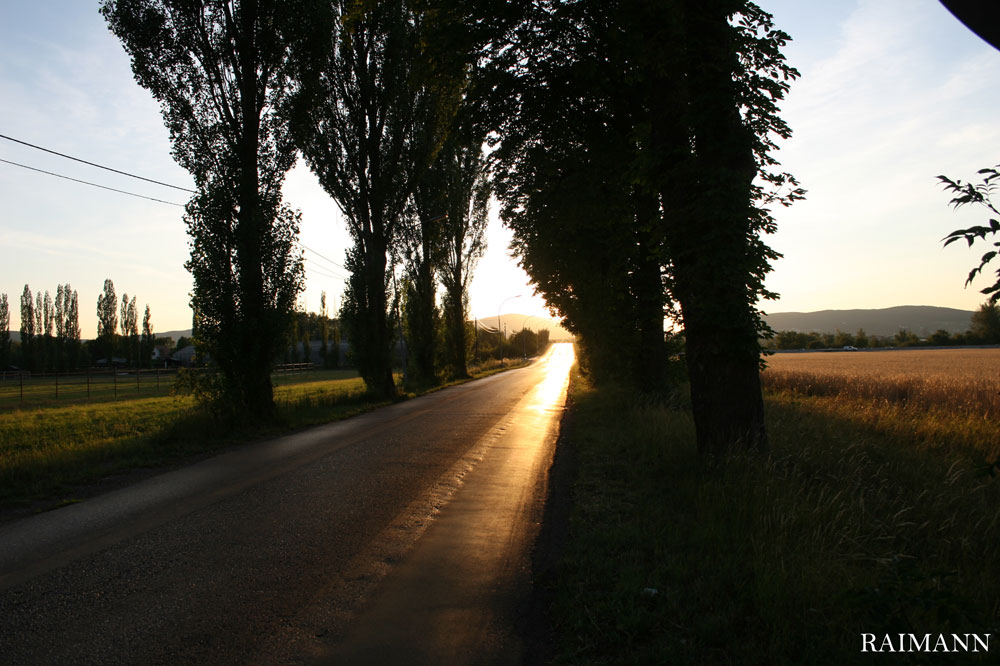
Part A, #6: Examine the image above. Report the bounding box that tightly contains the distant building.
[171,345,197,366]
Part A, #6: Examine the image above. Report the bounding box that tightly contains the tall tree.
[0,294,9,369]
[319,290,331,367]
[429,131,489,379]
[20,285,35,372]
[492,0,801,452]
[35,291,48,372]
[647,0,801,453]
[55,285,66,371]
[288,0,467,397]
[121,294,139,366]
[103,0,306,417]
[97,278,118,365]
[141,304,154,368]
[491,0,672,390]
[63,285,81,369]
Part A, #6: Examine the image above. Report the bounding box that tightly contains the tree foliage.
[425,119,490,379]
[491,0,801,452]
[288,0,467,397]
[0,294,9,368]
[141,304,154,368]
[940,165,1000,302]
[96,278,118,364]
[969,301,1000,343]
[103,0,305,417]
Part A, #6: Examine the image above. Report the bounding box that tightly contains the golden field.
[761,348,1000,420]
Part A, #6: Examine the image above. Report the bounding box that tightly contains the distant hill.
[763,306,974,338]
[474,313,574,342]
[157,328,194,342]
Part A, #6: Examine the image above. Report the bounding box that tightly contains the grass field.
[547,358,1000,664]
[762,348,1000,418]
[0,369,372,509]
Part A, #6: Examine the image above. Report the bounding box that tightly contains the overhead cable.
[0,158,185,207]
[0,133,195,193]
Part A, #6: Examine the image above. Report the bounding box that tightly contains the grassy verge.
[548,368,1000,664]
[0,360,532,512]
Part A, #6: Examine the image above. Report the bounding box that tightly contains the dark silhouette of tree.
[288,0,465,397]
[96,278,118,365]
[20,285,35,371]
[941,165,1000,303]
[491,0,675,391]
[492,0,801,453]
[121,294,138,367]
[64,286,81,369]
[141,305,154,368]
[319,291,337,368]
[103,0,305,418]
[0,294,9,368]
[422,124,489,380]
[969,302,1000,343]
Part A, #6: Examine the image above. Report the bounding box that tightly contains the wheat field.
[761,348,1000,419]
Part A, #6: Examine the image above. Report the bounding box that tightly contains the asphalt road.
[0,343,574,665]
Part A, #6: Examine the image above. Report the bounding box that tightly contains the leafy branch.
[940,165,1000,301]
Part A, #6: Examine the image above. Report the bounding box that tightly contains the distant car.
[842,345,858,351]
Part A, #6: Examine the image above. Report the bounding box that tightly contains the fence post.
[156,367,159,391]
[137,366,140,394]
[87,367,90,398]
[55,373,59,399]
[20,372,23,402]
[113,367,117,397]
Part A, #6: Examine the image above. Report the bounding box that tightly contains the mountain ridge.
[762,305,974,338]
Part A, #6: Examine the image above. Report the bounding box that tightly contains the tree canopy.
[102,0,305,417]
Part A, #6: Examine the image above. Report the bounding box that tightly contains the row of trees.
[102,0,501,416]
[102,0,799,452]
[489,0,802,453]
[95,278,155,369]
[284,292,342,367]
[0,280,154,373]
[1,284,82,372]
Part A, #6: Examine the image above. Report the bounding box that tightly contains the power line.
[295,240,347,271]
[0,133,195,193]
[302,257,346,280]
[0,158,185,207]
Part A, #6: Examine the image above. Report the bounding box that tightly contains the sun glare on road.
[528,342,575,416]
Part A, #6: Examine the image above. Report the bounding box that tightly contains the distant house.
[152,345,173,366]
[171,345,197,366]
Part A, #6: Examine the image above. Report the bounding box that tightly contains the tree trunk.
[654,0,769,453]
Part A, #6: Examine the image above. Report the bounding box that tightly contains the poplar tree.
[142,305,154,368]
[288,0,468,397]
[63,285,81,369]
[0,294,9,368]
[20,285,35,371]
[97,278,118,365]
[121,294,139,367]
[426,130,489,379]
[103,0,306,417]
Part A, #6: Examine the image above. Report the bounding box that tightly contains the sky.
[1,1,999,338]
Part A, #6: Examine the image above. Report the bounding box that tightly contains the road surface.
[0,343,574,665]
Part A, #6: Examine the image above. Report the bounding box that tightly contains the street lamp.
[497,294,522,365]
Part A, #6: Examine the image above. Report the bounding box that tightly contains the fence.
[0,367,180,408]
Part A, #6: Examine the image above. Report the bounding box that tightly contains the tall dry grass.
[549,366,1000,665]
[762,348,1000,418]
